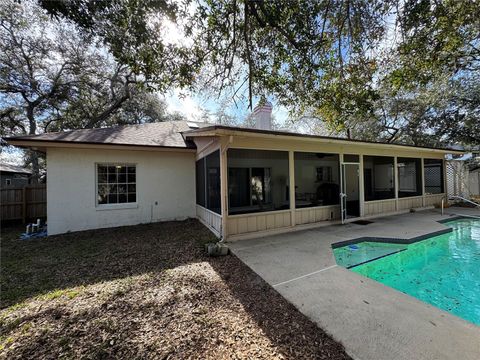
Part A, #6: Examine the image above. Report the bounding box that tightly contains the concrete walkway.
[229,209,480,360]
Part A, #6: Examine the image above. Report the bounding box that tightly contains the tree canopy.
[0,0,183,178]
[1,0,479,165]
[36,0,479,147]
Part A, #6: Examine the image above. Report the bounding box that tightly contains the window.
[397,158,422,198]
[195,150,221,214]
[363,156,395,201]
[195,158,206,207]
[228,149,289,214]
[97,164,136,205]
[5,179,11,186]
[294,152,340,208]
[424,159,444,194]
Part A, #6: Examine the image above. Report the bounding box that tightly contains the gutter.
[4,138,197,153]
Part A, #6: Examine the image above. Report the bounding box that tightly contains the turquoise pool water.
[335,218,480,325]
[333,242,408,268]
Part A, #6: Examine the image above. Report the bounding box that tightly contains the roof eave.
[5,138,196,153]
[184,127,465,155]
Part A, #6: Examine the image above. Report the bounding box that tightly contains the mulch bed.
[0,219,350,359]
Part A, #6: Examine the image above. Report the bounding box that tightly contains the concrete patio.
[228,208,480,360]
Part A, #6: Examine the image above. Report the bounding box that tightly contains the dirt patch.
[1,220,350,359]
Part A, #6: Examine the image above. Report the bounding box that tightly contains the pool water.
[333,242,407,268]
[335,218,480,325]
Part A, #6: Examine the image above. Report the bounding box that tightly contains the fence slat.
[1,184,46,222]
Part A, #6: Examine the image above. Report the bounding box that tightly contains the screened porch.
[194,139,446,240]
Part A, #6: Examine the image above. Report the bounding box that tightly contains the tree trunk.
[26,105,40,183]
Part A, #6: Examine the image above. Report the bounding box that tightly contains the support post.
[421,158,425,206]
[288,150,296,227]
[359,154,365,217]
[394,156,399,211]
[339,153,344,223]
[443,158,448,203]
[220,139,229,240]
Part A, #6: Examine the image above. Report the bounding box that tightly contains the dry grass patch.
[1,220,350,359]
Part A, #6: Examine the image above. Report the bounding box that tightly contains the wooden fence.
[1,184,46,222]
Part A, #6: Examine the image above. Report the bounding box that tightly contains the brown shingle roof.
[5,120,463,154]
[0,163,32,174]
[5,121,208,149]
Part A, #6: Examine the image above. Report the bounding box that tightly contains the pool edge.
[331,227,453,249]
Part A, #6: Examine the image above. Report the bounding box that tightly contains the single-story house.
[0,163,32,187]
[5,104,462,239]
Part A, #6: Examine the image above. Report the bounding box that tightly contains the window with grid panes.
[97,164,136,205]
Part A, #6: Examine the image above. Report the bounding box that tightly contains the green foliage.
[192,0,393,114]
[10,0,480,147]
[373,0,480,146]
[0,0,184,177]
[395,0,480,87]
[39,0,395,116]
[40,0,198,90]
[0,0,182,138]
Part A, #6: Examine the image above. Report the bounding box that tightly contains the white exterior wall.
[47,147,196,235]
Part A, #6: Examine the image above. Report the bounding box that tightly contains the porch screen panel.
[196,158,206,207]
[205,150,221,214]
[397,157,422,197]
[227,149,289,215]
[363,156,395,201]
[424,159,444,194]
[294,152,340,208]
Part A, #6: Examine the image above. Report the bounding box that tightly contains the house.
[5,104,461,238]
[0,163,32,187]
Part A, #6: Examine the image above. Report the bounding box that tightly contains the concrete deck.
[229,208,480,360]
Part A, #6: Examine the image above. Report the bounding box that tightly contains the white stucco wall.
[46,147,196,235]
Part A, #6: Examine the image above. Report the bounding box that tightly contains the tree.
[39,0,394,110]
[32,0,480,147]
[393,0,480,87]
[39,0,201,90]
[0,1,183,179]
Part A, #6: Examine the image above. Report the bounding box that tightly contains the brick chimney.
[252,100,273,130]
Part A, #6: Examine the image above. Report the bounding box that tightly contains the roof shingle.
[6,121,208,149]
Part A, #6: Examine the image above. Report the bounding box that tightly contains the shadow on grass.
[208,254,351,359]
[1,219,215,308]
[1,219,350,359]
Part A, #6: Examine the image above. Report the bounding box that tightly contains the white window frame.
[95,163,138,210]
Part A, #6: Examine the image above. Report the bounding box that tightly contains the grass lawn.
[1,219,350,359]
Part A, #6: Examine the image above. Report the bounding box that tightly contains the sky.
[163,89,291,126]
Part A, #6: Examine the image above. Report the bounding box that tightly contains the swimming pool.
[333,218,480,325]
